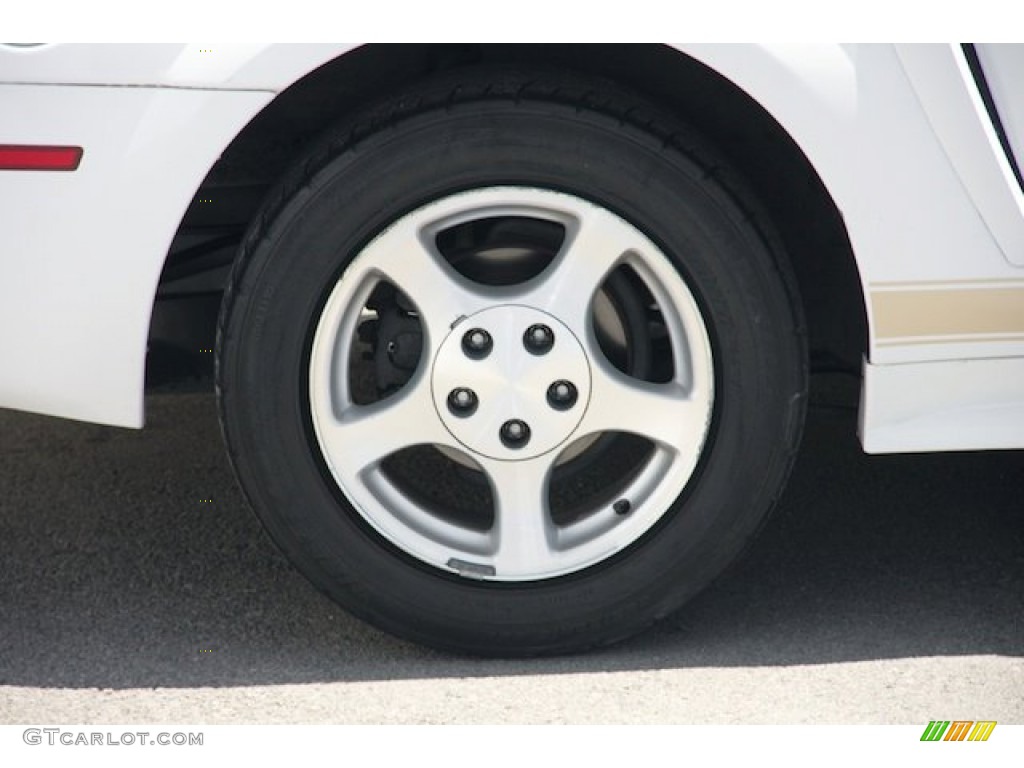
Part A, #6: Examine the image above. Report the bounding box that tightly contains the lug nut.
[499,419,531,449]
[523,323,554,355]
[461,328,492,359]
[546,380,578,410]
[447,387,478,417]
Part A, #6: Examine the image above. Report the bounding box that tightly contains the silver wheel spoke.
[358,219,487,344]
[317,377,451,473]
[581,362,710,459]
[483,457,558,576]
[523,205,642,336]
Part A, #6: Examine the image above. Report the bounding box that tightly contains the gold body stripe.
[871,285,1024,341]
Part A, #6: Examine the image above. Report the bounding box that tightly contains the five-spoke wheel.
[309,187,714,581]
[217,71,805,654]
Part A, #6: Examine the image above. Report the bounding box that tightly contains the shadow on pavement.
[0,375,1021,688]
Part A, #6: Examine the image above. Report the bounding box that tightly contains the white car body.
[1,43,1023,453]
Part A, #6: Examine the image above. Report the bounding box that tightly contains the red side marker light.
[0,145,83,171]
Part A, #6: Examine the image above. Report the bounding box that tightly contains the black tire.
[217,69,807,655]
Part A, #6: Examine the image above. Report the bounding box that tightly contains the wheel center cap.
[432,305,592,461]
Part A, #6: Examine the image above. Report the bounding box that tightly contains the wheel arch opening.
[149,43,866,389]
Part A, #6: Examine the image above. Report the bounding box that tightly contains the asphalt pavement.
[0,374,1021,723]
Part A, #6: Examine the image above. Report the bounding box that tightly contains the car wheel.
[217,71,806,655]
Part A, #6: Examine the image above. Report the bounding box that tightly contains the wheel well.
[149,44,866,387]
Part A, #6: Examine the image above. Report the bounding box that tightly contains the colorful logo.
[920,721,997,742]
